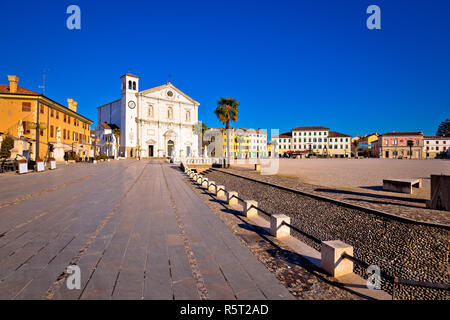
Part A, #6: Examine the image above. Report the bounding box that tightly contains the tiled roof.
[100,123,120,130]
[292,126,330,131]
[381,132,423,137]
[424,136,450,139]
[328,131,351,138]
[273,132,292,138]
[0,85,40,95]
[120,73,140,79]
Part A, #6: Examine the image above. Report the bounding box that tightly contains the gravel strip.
[203,169,450,300]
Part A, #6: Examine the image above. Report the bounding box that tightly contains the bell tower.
[120,73,140,156]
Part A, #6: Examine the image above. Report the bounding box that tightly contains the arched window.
[133,81,136,90]
[128,81,132,90]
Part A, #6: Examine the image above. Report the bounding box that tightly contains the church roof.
[120,73,140,79]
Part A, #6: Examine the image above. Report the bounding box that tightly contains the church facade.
[97,74,200,158]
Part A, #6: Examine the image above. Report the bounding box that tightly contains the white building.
[95,123,120,157]
[271,126,351,157]
[423,136,450,158]
[97,74,200,158]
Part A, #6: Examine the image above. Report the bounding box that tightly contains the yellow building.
[0,75,93,161]
[204,128,268,159]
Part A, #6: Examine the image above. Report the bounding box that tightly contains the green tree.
[214,97,239,167]
[0,136,14,159]
[436,118,449,137]
[407,140,414,159]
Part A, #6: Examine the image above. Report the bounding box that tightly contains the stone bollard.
[197,176,203,184]
[270,214,290,238]
[255,164,261,171]
[193,173,198,180]
[321,240,354,278]
[216,185,225,197]
[227,191,239,205]
[244,200,258,218]
[208,181,216,192]
[202,178,209,188]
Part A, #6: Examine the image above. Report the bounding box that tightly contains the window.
[63,129,66,140]
[68,116,71,125]
[436,147,439,151]
[51,109,54,117]
[64,114,67,123]
[23,121,30,134]
[148,105,153,118]
[40,106,44,114]
[50,125,54,138]
[67,130,70,140]
[133,82,136,90]
[40,129,44,136]
[56,111,59,119]
[128,81,132,90]
[22,102,31,112]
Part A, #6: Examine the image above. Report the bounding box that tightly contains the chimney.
[8,75,19,93]
[67,98,77,112]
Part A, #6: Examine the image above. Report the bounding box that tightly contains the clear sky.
[1,0,449,137]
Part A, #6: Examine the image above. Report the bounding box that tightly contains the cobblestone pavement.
[224,165,450,227]
[185,176,363,300]
[203,169,449,300]
[0,160,293,300]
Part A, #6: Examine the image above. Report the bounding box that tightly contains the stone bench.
[383,178,422,194]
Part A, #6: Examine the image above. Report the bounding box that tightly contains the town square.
[0,0,448,310]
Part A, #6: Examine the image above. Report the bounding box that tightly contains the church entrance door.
[149,145,154,157]
[167,140,174,157]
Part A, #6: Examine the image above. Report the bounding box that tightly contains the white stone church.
[96,74,200,158]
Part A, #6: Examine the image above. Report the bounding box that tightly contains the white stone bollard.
[270,214,291,238]
[227,191,239,205]
[216,185,225,197]
[202,178,209,188]
[244,200,258,218]
[255,164,261,171]
[321,240,354,278]
[208,181,216,192]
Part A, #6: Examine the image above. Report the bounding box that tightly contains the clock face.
[128,101,136,109]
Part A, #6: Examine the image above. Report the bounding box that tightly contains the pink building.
[379,132,424,159]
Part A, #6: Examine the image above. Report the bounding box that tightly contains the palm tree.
[407,140,414,159]
[214,97,239,167]
[113,128,120,158]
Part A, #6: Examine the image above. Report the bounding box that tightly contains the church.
[96,74,200,158]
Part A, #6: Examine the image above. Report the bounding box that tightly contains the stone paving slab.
[0,160,293,300]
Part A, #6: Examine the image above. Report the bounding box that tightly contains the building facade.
[97,74,200,158]
[327,131,351,157]
[271,126,351,158]
[423,136,450,158]
[0,75,93,161]
[379,132,424,159]
[204,128,267,159]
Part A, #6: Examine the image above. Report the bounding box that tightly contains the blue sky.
[1,0,449,137]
